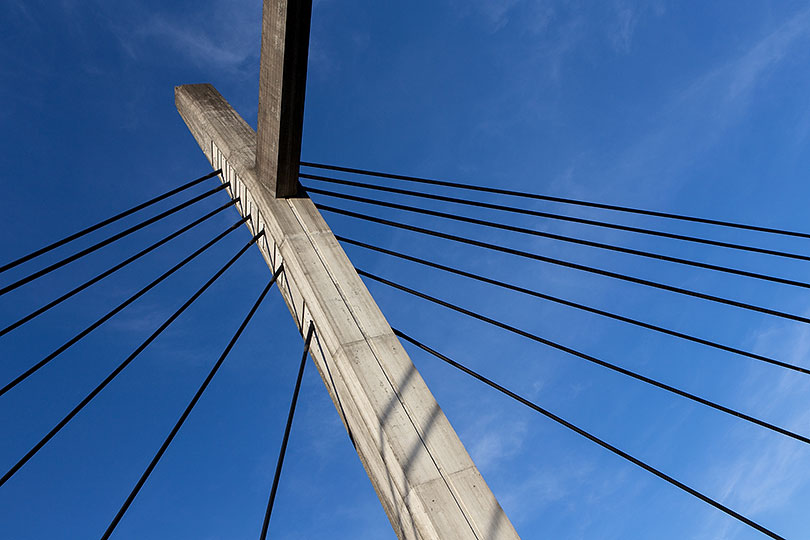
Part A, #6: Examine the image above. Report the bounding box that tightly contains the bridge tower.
[175,2,520,538]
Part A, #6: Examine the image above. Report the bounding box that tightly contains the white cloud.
[135,14,257,74]
[467,415,529,470]
[470,0,525,33]
[452,0,555,35]
[607,0,666,53]
[610,1,639,53]
[597,6,810,199]
[92,0,263,76]
[693,317,810,539]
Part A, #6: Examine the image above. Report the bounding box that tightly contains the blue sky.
[3,0,810,538]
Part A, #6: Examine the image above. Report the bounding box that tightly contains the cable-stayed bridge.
[2,2,809,539]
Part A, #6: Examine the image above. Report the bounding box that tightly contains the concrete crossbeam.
[176,83,520,540]
[256,0,311,198]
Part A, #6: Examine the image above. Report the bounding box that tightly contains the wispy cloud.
[466,414,529,470]
[607,0,666,53]
[609,1,640,53]
[6,0,37,27]
[699,429,810,540]
[465,0,525,33]
[453,0,556,35]
[86,0,263,76]
[695,318,810,539]
[134,13,259,74]
[605,6,810,194]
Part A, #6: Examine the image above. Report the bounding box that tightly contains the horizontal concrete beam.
[176,83,520,540]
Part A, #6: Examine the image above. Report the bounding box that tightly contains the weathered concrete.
[256,0,311,198]
[176,83,521,539]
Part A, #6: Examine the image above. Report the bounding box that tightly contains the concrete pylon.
[175,2,521,538]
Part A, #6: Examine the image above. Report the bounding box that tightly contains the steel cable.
[301,161,810,241]
[0,216,250,398]
[259,322,315,540]
[0,169,222,274]
[0,197,240,338]
[301,172,810,263]
[394,328,785,540]
[0,182,231,297]
[307,187,810,291]
[316,204,810,326]
[336,235,810,376]
[356,268,810,447]
[0,232,265,489]
[101,264,280,539]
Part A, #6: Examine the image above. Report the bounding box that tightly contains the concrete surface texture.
[175,82,521,539]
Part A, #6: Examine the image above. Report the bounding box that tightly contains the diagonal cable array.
[0,170,222,275]
[4,160,807,539]
[394,329,785,540]
[356,268,810,446]
[259,321,315,540]
[0,231,264,488]
[336,235,810,376]
[101,266,283,539]
[299,162,810,540]
[0,171,271,489]
[0,197,240,338]
[1,169,310,538]
[0,181,231,297]
[301,161,810,240]
[315,204,810,325]
[301,172,810,262]
[307,186,810,291]
[0,216,250,398]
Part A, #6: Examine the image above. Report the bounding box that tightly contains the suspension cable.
[0,232,266,490]
[259,322,315,540]
[1,197,240,338]
[0,170,222,275]
[337,235,810,376]
[300,161,810,241]
[0,182,231,297]
[0,216,250,399]
[316,204,810,326]
[356,268,810,447]
[394,328,785,540]
[101,265,280,539]
[307,187,810,291]
[301,172,810,263]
